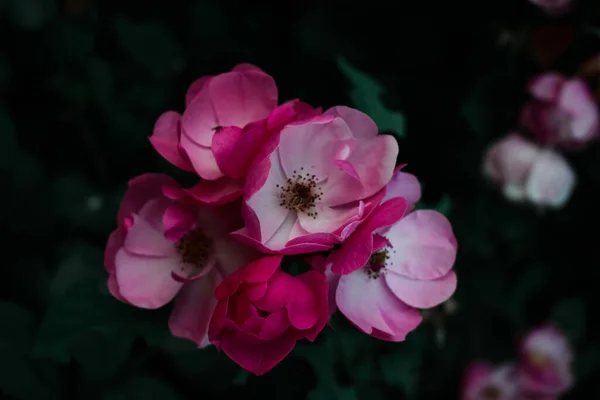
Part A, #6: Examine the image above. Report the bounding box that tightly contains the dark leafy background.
[1,0,600,398]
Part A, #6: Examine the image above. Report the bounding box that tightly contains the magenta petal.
[330,229,374,275]
[117,174,178,225]
[162,204,196,242]
[361,197,409,234]
[385,271,457,309]
[214,255,283,300]
[372,234,391,251]
[260,309,290,340]
[253,271,292,312]
[168,268,221,347]
[104,228,124,273]
[286,279,319,330]
[220,330,296,376]
[226,126,274,179]
[150,111,194,171]
[185,177,244,205]
[528,73,566,101]
[212,126,242,177]
[334,159,360,180]
[296,270,329,341]
[385,210,457,281]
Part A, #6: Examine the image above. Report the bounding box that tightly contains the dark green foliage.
[1,0,599,399]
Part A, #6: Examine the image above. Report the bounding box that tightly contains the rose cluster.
[462,326,573,400]
[104,64,458,375]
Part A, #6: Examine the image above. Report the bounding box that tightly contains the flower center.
[480,385,501,400]
[366,249,390,279]
[176,227,211,266]
[277,168,323,218]
[528,350,549,368]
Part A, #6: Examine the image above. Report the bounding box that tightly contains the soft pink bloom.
[208,255,328,375]
[461,362,519,400]
[232,106,398,254]
[520,73,599,148]
[528,0,574,15]
[483,134,576,209]
[150,63,278,180]
[518,326,573,399]
[314,168,457,341]
[104,174,256,346]
[212,99,321,180]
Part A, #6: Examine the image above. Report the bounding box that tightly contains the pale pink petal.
[185,75,213,106]
[149,111,194,171]
[179,133,223,180]
[208,70,277,128]
[168,268,222,347]
[124,214,177,257]
[246,152,291,243]
[385,271,457,309]
[162,204,196,242]
[559,79,599,141]
[115,249,186,309]
[277,117,352,181]
[181,91,220,148]
[336,270,422,337]
[483,134,540,187]
[117,174,177,225]
[383,167,422,206]
[323,135,398,206]
[384,210,457,280]
[525,149,575,209]
[528,73,566,101]
[297,201,362,235]
[324,106,378,139]
[334,159,360,179]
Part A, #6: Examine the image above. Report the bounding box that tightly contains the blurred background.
[1,0,599,398]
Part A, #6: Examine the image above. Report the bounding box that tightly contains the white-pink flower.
[311,167,457,341]
[104,174,257,346]
[483,133,576,209]
[232,106,398,254]
[518,326,574,398]
[520,73,599,149]
[461,362,519,400]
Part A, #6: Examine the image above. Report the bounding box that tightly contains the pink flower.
[528,0,574,15]
[212,99,321,180]
[461,362,519,400]
[483,134,576,209]
[208,255,328,375]
[150,63,278,180]
[517,326,573,398]
[232,106,398,254]
[104,174,257,346]
[315,168,457,341]
[520,73,599,148]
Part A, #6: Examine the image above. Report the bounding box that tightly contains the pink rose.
[483,134,576,209]
[104,174,256,346]
[232,106,398,254]
[208,255,328,375]
[316,167,457,341]
[520,73,599,149]
[461,362,519,400]
[529,0,574,15]
[518,326,573,398]
[150,63,278,180]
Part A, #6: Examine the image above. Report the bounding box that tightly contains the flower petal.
[179,133,223,180]
[185,177,244,205]
[324,106,378,139]
[124,214,177,257]
[383,167,422,206]
[528,73,566,101]
[385,270,457,308]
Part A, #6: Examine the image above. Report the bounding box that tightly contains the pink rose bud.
[518,326,574,398]
[232,106,399,254]
[483,134,576,209]
[520,73,599,149]
[529,0,574,15]
[150,64,278,180]
[208,255,328,375]
[461,362,519,400]
[104,174,257,346]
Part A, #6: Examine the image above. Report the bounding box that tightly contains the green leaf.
[549,299,586,345]
[33,279,169,363]
[338,57,406,138]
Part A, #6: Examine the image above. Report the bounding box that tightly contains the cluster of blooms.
[483,64,600,209]
[104,64,458,375]
[462,326,573,400]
